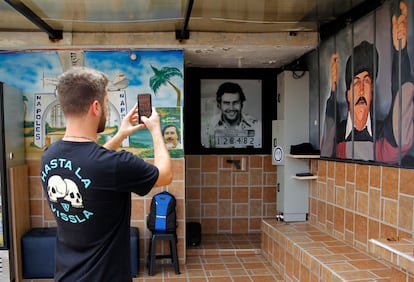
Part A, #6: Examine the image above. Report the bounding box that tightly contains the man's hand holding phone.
[137,93,152,124]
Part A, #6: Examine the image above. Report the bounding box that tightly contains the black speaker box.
[186,222,201,247]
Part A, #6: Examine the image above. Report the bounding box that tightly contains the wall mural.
[318,0,414,168]
[0,49,184,159]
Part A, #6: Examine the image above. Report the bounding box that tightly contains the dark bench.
[21,227,140,279]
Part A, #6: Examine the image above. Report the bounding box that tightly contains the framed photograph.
[185,68,277,154]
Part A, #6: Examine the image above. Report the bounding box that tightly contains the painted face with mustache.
[347,71,373,131]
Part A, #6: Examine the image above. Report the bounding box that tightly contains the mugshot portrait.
[200,79,262,149]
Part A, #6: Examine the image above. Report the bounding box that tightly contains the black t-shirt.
[40,140,159,281]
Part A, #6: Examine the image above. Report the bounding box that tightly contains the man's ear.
[91,100,100,116]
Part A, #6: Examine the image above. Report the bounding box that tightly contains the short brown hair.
[57,66,109,116]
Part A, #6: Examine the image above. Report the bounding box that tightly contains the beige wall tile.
[336,186,345,207]
[249,156,263,168]
[202,187,218,203]
[334,207,344,234]
[263,186,276,203]
[219,170,232,186]
[234,172,249,186]
[234,203,249,216]
[130,199,145,220]
[250,169,264,186]
[186,168,201,187]
[345,210,354,233]
[218,200,231,217]
[382,199,398,226]
[318,182,327,201]
[398,195,413,231]
[203,172,218,186]
[369,165,381,188]
[380,223,397,240]
[186,155,276,234]
[327,161,335,179]
[368,219,380,239]
[356,164,369,192]
[201,155,218,172]
[354,214,367,245]
[187,187,201,200]
[266,171,277,186]
[250,187,263,199]
[186,155,201,169]
[317,201,326,225]
[27,159,41,177]
[326,181,335,204]
[382,166,399,200]
[218,218,231,231]
[345,183,355,210]
[29,178,43,198]
[172,159,184,180]
[314,160,412,255]
[202,218,217,234]
[263,156,274,172]
[249,200,263,217]
[218,187,231,199]
[318,160,327,182]
[356,192,369,216]
[369,187,381,219]
[204,204,218,217]
[335,162,345,187]
[400,168,414,196]
[232,187,249,203]
[346,162,356,183]
[232,218,249,233]
[249,218,262,231]
[327,203,334,223]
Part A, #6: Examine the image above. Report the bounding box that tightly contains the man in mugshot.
[203,82,261,148]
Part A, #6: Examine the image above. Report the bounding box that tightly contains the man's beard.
[97,111,106,133]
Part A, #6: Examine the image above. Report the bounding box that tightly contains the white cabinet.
[272,71,314,222]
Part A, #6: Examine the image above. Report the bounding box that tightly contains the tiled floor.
[134,233,284,281]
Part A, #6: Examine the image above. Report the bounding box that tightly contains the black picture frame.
[184,67,278,155]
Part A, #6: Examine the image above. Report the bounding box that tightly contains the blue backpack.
[147,191,177,232]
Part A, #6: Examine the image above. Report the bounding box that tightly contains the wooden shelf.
[287,154,320,159]
[292,175,318,180]
[287,155,319,180]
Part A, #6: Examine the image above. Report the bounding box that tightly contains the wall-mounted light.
[130,51,137,61]
[237,57,243,68]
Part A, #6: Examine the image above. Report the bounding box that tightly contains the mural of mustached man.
[321,0,414,166]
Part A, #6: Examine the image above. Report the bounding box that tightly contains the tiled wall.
[27,158,186,263]
[309,159,414,253]
[185,155,277,234]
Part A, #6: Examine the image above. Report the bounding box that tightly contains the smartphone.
[137,93,152,123]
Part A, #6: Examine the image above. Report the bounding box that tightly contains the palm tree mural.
[149,65,183,107]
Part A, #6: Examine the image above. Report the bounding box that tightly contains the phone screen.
[137,93,152,123]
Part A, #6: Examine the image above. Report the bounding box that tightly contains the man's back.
[41,140,158,281]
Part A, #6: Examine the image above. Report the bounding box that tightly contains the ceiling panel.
[0,0,382,68]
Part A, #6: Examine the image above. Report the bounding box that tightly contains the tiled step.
[186,233,261,256]
[369,238,414,275]
[262,219,409,281]
[187,247,261,256]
